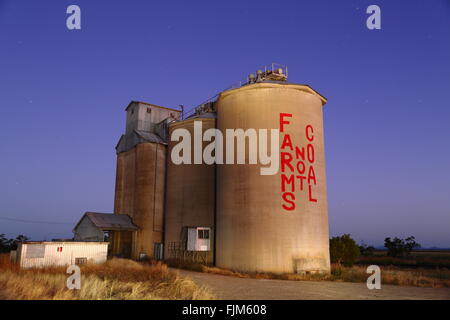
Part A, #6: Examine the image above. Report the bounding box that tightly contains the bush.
[329,234,360,267]
[359,243,376,257]
[0,234,29,253]
[384,236,420,258]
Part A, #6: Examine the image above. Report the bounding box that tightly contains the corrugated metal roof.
[134,130,165,144]
[115,129,167,154]
[76,212,139,231]
[125,100,182,113]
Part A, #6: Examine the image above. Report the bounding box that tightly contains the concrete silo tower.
[113,101,181,259]
[164,112,216,264]
[215,66,331,274]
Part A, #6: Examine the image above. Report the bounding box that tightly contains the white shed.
[187,227,211,251]
[16,242,108,269]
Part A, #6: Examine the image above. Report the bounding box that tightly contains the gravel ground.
[174,268,450,300]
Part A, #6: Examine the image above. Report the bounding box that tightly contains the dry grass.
[166,259,450,288]
[0,255,214,300]
[328,265,450,288]
[0,254,17,272]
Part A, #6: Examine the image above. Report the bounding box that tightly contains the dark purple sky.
[0,0,449,247]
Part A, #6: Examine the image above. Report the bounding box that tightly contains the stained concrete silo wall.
[113,142,166,259]
[164,117,216,263]
[216,82,330,274]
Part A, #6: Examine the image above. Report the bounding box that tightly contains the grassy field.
[2,251,449,300]
[166,254,450,289]
[356,250,450,269]
[0,255,214,300]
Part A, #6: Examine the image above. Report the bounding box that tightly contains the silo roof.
[134,130,166,144]
[219,82,328,106]
[115,129,166,154]
[125,101,182,113]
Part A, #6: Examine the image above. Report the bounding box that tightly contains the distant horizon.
[1,0,449,248]
[4,229,450,251]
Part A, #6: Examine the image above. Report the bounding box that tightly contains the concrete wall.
[113,142,166,259]
[164,118,216,263]
[215,83,330,274]
[17,242,108,269]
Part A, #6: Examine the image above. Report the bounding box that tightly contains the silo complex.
[215,82,330,274]
[108,66,330,274]
[164,115,216,264]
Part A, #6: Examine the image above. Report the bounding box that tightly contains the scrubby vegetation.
[329,234,360,267]
[384,236,420,257]
[0,234,29,253]
[0,255,213,300]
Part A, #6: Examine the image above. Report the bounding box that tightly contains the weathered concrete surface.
[216,83,330,274]
[113,142,166,259]
[164,117,216,263]
[174,269,450,300]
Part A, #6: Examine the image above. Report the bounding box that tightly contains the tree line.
[0,234,29,253]
[330,234,421,267]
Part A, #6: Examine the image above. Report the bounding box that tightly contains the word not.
[66,264,81,290]
[366,265,381,289]
[66,5,81,30]
[170,121,280,175]
[280,113,318,211]
[366,5,381,30]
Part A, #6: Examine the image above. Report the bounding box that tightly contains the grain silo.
[113,101,181,260]
[164,111,216,264]
[107,64,330,273]
[215,71,330,274]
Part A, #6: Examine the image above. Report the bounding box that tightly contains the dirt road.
[174,269,450,300]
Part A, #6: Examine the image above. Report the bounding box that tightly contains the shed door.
[187,228,197,251]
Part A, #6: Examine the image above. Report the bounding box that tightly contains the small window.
[26,245,45,258]
[75,257,87,265]
[57,247,63,253]
[147,108,152,114]
[198,229,209,239]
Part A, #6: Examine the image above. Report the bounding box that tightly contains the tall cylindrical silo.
[164,115,216,263]
[216,82,330,274]
[114,142,166,259]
